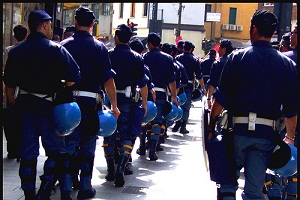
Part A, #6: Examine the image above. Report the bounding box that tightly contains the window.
[119,3,123,18]
[131,3,136,17]
[143,3,148,17]
[103,3,110,16]
[263,3,274,6]
[91,4,99,18]
[229,7,237,25]
[205,4,212,22]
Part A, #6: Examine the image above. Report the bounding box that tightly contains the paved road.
[3,100,245,200]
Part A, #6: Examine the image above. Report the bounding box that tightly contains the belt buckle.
[73,90,79,97]
[248,112,256,131]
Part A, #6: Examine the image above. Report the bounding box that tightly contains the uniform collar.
[252,40,272,47]
[27,31,48,40]
[73,30,93,37]
[150,48,160,52]
[115,43,130,50]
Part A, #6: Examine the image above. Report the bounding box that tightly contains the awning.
[63,3,80,11]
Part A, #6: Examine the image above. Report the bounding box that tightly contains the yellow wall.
[205,3,258,41]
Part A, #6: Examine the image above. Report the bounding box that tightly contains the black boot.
[124,163,134,175]
[61,190,72,200]
[148,140,158,161]
[24,190,36,200]
[172,120,182,132]
[114,155,128,187]
[105,159,115,181]
[136,136,146,155]
[180,120,189,134]
[217,188,236,200]
[36,175,57,200]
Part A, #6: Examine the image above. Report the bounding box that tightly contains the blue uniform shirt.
[174,59,188,88]
[4,32,80,94]
[61,31,115,92]
[200,56,216,84]
[175,52,202,81]
[215,40,297,139]
[109,44,147,90]
[143,48,176,89]
[207,55,228,88]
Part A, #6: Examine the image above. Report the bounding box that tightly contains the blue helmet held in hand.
[163,102,178,121]
[142,101,157,124]
[268,140,297,177]
[97,109,117,137]
[52,102,81,136]
[192,88,202,102]
[178,92,187,106]
[173,106,183,122]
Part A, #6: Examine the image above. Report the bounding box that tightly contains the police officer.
[207,39,233,110]
[208,10,297,200]
[201,49,217,90]
[129,38,156,157]
[105,24,148,187]
[177,40,184,55]
[143,33,178,161]
[279,32,292,52]
[3,24,28,160]
[62,25,76,40]
[173,40,207,134]
[161,42,188,138]
[280,22,297,200]
[61,7,120,199]
[4,10,81,200]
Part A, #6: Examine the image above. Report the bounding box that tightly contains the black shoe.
[124,164,133,175]
[105,171,115,181]
[114,172,125,187]
[61,190,72,200]
[136,147,146,155]
[7,153,19,159]
[24,190,36,200]
[172,121,182,132]
[77,188,96,200]
[149,150,158,161]
[156,145,164,151]
[180,127,189,134]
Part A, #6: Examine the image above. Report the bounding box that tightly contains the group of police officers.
[3,6,297,200]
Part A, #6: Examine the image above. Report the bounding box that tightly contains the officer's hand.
[142,103,148,117]
[283,137,295,146]
[151,89,156,102]
[171,95,178,107]
[202,88,207,96]
[111,106,121,120]
[207,99,212,110]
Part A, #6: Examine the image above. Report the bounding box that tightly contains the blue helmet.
[178,92,187,106]
[52,102,81,136]
[142,101,157,124]
[173,106,183,122]
[163,102,178,121]
[191,88,202,102]
[97,109,117,137]
[268,140,297,177]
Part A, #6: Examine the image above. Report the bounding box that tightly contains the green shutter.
[229,8,237,25]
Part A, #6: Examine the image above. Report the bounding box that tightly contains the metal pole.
[177,2,182,37]
[210,21,213,40]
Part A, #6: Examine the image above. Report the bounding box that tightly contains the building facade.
[204,3,258,48]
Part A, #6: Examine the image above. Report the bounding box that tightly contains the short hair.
[251,10,278,38]
[161,43,172,55]
[219,39,234,55]
[13,25,28,41]
[115,30,132,43]
[52,34,60,42]
[147,32,161,47]
[129,38,145,53]
[177,40,184,49]
[75,7,95,27]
